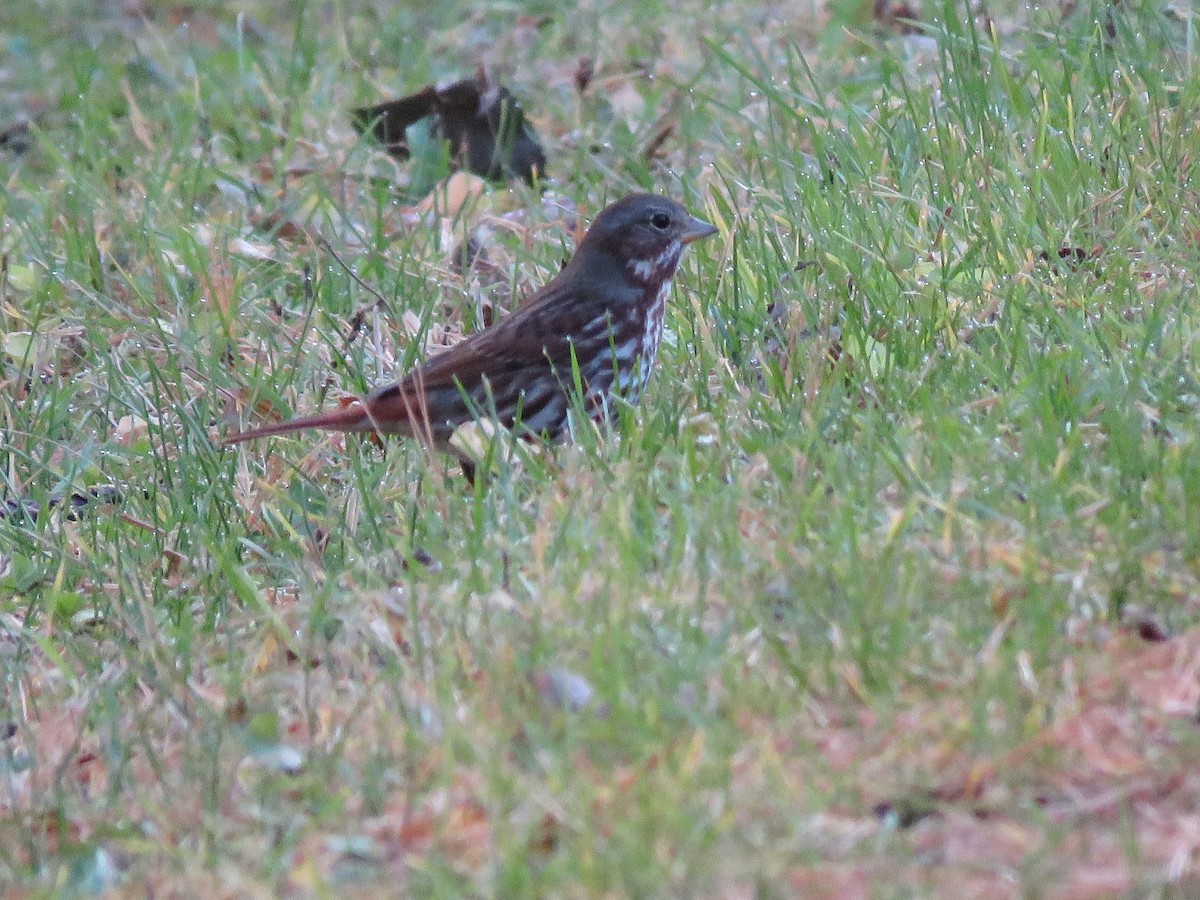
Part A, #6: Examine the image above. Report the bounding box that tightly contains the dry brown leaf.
[415,171,487,218]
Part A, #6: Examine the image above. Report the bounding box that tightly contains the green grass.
[3,0,1200,895]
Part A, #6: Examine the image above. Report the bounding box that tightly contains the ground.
[2,0,1199,896]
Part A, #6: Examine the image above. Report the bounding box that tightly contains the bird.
[224,193,719,472]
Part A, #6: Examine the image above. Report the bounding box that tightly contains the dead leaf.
[415,171,486,218]
[354,70,546,183]
[534,667,595,712]
[606,78,647,127]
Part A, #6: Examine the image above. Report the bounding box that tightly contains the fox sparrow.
[225,193,718,466]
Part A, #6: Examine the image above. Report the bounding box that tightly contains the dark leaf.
[873,0,923,33]
[0,485,123,521]
[0,119,32,154]
[1036,245,1104,273]
[354,70,546,183]
[574,56,594,94]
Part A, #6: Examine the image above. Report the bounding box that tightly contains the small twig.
[316,235,395,349]
[642,121,675,161]
[1,486,130,522]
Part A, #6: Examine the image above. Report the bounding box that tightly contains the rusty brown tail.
[223,402,372,445]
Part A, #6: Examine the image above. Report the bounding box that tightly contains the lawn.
[2,0,1200,896]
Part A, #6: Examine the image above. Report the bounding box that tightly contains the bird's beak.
[680,215,719,245]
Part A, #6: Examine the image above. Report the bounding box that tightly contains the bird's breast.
[625,277,672,400]
[626,244,683,286]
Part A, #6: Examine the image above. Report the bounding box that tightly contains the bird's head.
[576,193,718,288]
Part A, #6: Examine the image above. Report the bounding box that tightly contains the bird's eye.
[650,212,671,230]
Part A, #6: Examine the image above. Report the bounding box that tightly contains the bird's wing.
[357,280,584,439]
[399,278,588,392]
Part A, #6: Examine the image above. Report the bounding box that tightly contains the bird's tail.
[223,399,374,445]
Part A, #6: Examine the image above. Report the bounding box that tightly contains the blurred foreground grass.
[2,0,1200,895]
